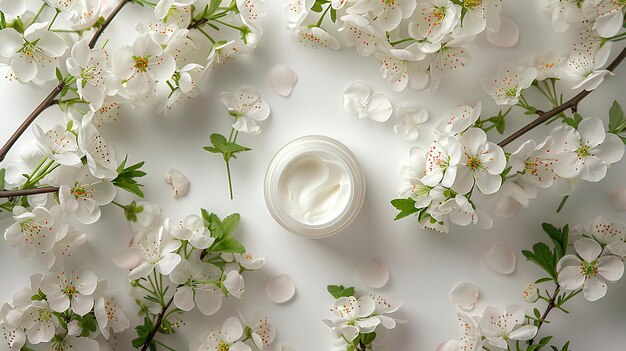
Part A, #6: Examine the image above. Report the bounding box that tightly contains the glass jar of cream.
[264,136,366,238]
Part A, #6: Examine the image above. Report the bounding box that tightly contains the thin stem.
[556,195,569,213]
[225,159,234,200]
[0,0,131,163]
[0,187,60,199]
[48,9,60,29]
[528,285,560,345]
[197,26,216,43]
[315,4,331,27]
[30,3,47,26]
[389,37,415,47]
[498,46,626,148]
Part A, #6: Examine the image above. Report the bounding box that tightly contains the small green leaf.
[327,285,355,299]
[391,197,417,211]
[55,68,63,82]
[211,236,245,253]
[221,213,241,235]
[0,168,5,190]
[330,8,337,22]
[609,100,626,132]
[311,0,323,12]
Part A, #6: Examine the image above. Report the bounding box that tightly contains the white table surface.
[2,1,626,350]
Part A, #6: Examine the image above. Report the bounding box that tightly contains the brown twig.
[528,285,559,345]
[0,187,60,199]
[498,46,626,148]
[140,296,174,351]
[0,0,131,163]
[188,18,207,30]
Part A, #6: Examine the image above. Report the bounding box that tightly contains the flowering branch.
[0,0,131,163]
[498,46,626,148]
[140,295,175,351]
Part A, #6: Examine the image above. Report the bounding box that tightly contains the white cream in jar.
[278,153,351,225]
[264,136,366,238]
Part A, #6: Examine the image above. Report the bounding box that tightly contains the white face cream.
[264,136,366,238]
[277,153,351,225]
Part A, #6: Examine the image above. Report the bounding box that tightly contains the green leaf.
[55,68,63,82]
[221,213,241,235]
[361,332,377,345]
[327,285,355,299]
[391,197,417,211]
[211,236,245,253]
[330,8,337,22]
[112,156,147,198]
[535,277,553,284]
[573,112,583,127]
[311,0,323,12]
[522,242,558,281]
[609,100,626,132]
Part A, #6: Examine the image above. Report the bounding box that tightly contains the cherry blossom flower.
[422,136,463,188]
[339,14,380,57]
[189,317,250,351]
[544,0,584,33]
[4,205,68,260]
[435,101,481,136]
[0,303,26,350]
[439,194,492,228]
[112,226,181,280]
[583,0,626,37]
[492,178,537,217]
[557,238,625,301]
[219,88,270,135]
[554,117,624,182]
[369,294,403,329]
[408,0,461,48]
[222,269,245,298]
[342,81,393,122]
[169,256,224,316]
[285,0,311,30]
[0,22,66,82]
[323,295,379,341]
[375,50,428,91]
[94,296,130,339]
[481,61,537,105]
[436,313,482,351]
[40,227,86,269]
[562,43,613,91]
[155,0,195,27]
[40,270,98,315]
[478,305,537,348]
[221,252,265,270]
[67,0,102,30]
[111,35,176,84]
[78,123,118,180]
[522,284,539,303]
[509,137,558,188]
[394,102,428,140]
[528,50,565,80]
[454,0,502,36]
[580,217,626,257]
[171,214,214,249]
[32,124,81,167]
[296,26,340,49]
[66,39,107,110]
[20,300,56,344]
[428,37,471,82]
[369,0,416,31]
[245,315,276,350]
[453,128,506,195]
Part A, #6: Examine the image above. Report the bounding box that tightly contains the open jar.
[264,135,366,238]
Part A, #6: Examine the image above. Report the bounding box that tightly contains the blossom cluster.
[112,205,269,349]
[0,0,266,117]
[323,285,403,351]
[286,0,503,91]
[392,0,626,232]
[191,315,276,351]
[0,271,130,350]
[440,218,626,351]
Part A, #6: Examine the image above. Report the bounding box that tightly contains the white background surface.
[2,0,626,350]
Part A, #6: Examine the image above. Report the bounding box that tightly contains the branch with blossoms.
[323,284,404,351]
[112,207,274,351]
[437,216,626,351]
[390,3,626,233]
[285,0,503,92]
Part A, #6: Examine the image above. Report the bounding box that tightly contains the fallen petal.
[486,16,519,48]
[266,274,296,304]
[612,188,626,211]
[355,259,390,289]
[481,242,516,274]
[165,169,189,198]
[279,344,297,351]
[449,282,479,311]
[267,63,298,97]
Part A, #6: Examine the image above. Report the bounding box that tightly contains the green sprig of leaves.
[204,133,250,199]
[112,156,147,198]
[202,210,246,253]
[522,223,569,283]
[608,100,626,143]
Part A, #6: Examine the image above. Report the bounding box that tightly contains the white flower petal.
[583,276,607,301]
[342,81,372,113]
[574,237,601,262]
[449,282,479,311]
[267,63,297,97]
[355,259,389,289]
[597,256,625,282]
[173,286,195,311]
[481,242,516,274]
[486,16,519,48]
[365,93,393,122]
[266,273,296,304]
[165,168,190,198]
